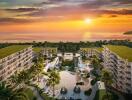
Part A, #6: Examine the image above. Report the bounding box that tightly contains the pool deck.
[55,71,91,99]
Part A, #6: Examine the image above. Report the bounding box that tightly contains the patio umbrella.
[73,86,81,94]
[61,96,67,100]
[60,87,67,94]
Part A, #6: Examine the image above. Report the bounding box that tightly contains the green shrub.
[84,88,92,96]
[62,60,75,72]
[91,79,97,85]
[33,96,37,100]
[102,94,112,100]
[94,90,119,100]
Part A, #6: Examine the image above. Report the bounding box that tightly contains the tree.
[91,55,100,69]
[101,69,113,100]
[0,82,13,100]
[9,72,21,88]
[10,70,29,88]
[10,92,29,100]
[47,69,60,97]
[33,56,44,85]
[17,70,29,87]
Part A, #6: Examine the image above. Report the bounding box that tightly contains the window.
[126,83,131,86]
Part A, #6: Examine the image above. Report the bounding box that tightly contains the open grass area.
[96,47,103,52]
[80,47,103,52]
[33,47,43,53]
[33,47,57,53]
[106,45,132,62]
[0,45,31,59]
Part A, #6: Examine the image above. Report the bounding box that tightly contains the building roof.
[105,45,132,62]
[33,47,43,53]
[96,47,103,52]
[0,45,31,59]
[80,47,103,52]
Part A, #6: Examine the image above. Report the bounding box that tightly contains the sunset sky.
[0,0,132,41]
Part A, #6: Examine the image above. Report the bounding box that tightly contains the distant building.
[64,53,74,61]
[75,53,80,57]
[41,47,57,58]
[102,45,132,94]
[0,45,33,82]
[57,53,63,57]
[79,48,102,59]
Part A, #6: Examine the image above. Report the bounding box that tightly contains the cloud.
[99,9,132,15]
[5,7,39,12]
[123,31,132,35]
[0,0,132,23]
[0,18,34,24]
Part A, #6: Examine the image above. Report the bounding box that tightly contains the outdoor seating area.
[33,54,100,100]
[26,52,120,100]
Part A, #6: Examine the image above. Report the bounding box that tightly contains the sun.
[84,18,92,24]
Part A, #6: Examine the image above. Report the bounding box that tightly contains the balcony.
[126,71,131,74]
[126,83,131,87]
[126,77,131,81]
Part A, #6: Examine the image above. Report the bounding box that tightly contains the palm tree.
[0,82,13,100]
[101,69,113,100]
[17,70,29,87]
[36,62,44,84]
[10,70,28,88]
[9,73,22,88]
[10,74,18,84]
[33,56,44,85]
[91,55,100,69]
[47,69,60,97]
[10,92,29,100]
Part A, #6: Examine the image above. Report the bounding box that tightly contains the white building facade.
[102,46,132,94]
[63,53,74,61]
[79,48,102,59]
[41,48,57,58]
[0,45,33,82]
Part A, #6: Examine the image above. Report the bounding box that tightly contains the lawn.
[80,47,103,53]
[33,47,43,53]
[0,45,31,59]
[96,47,103,52]
[106,45,132,62]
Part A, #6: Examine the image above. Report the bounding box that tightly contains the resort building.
[0,45,33,82]
[79,48,102,59]
[102,45,132,94]
[33,47,43,59]
[44,57,60,72]
[63,53,74,61]
[57,53,63,57]
[41,47,57,58]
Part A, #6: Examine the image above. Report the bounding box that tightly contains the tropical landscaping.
[0,43,125,100]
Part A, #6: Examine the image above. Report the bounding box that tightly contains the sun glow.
[84,18,92,24]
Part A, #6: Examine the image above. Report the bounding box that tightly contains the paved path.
[29,86,43,100]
